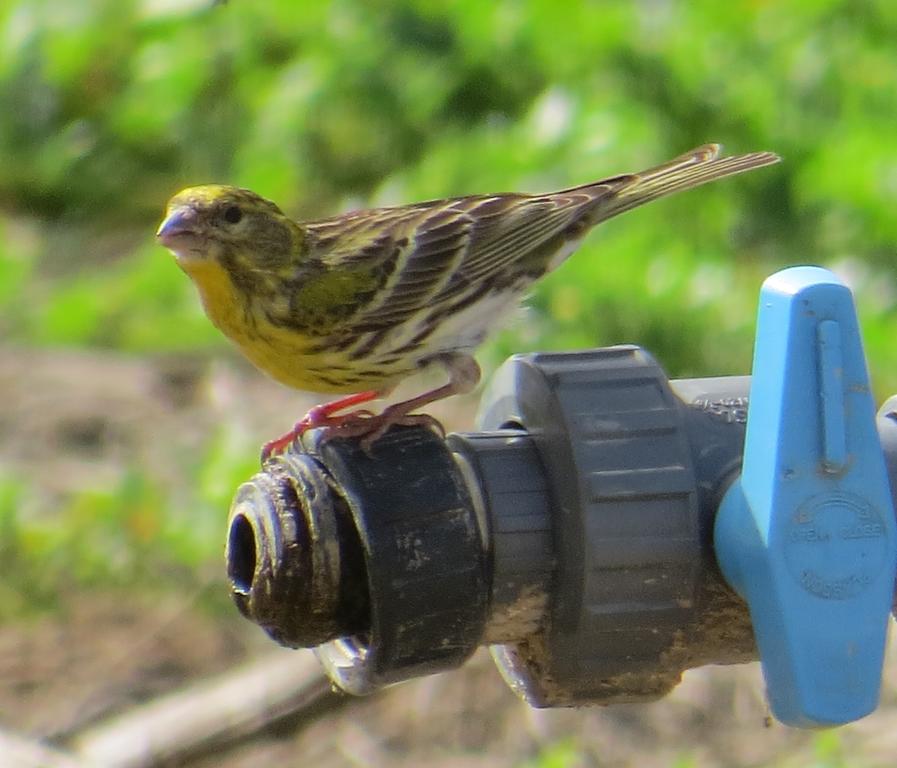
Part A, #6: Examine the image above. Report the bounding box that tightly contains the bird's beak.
[156,207,197,248]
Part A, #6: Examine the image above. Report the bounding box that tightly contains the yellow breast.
[180,259,245,338]
[180,259,403,394]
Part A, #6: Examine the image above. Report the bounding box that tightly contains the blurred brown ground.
[1,344,896,767]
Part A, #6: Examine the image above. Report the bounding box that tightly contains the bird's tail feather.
[567,143,780,224]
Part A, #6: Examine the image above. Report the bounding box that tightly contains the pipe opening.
[227,513,257,594]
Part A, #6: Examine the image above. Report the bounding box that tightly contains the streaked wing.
[297,144,779,335]
[303,191,597,332]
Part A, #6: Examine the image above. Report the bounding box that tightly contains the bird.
[156,143,779,460]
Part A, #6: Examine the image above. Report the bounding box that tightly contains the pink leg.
[260,354,481,461]
[260,389,381,461]
[319,354,482,450]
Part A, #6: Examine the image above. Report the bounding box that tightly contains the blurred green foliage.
[518,739,581,768]
[1,0,895,382]
[2,0,897,605]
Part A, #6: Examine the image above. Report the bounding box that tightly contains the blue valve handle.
[715,266,897,727]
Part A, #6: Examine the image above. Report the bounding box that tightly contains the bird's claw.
[260,409,445,463]
[259,408,331,463]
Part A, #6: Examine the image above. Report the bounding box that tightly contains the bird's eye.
[223,205,243,224]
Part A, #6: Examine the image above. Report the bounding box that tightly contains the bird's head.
[156,185,299,275]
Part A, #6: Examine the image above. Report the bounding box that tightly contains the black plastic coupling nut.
[477,346,756,705]
[227,426,490,693]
